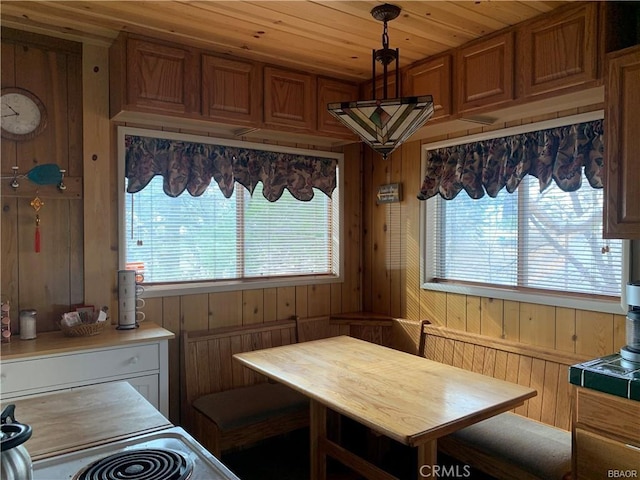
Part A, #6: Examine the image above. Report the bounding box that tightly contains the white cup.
[118,270,136,287]
[119,298,145,311]
[119,309,145,325]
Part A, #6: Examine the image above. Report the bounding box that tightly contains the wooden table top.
[0,321,174,361]
[234,336,537,447]
[2,382,172,460]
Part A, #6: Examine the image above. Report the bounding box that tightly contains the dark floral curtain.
[125,134,338,202]
[418,120,603,200]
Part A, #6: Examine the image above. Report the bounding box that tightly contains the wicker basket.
[60,321,106,337]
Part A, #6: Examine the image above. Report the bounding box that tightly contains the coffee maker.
[621,282,640,364]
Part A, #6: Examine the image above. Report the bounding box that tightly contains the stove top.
[32,427,240,480]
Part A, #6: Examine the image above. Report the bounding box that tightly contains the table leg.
[310,399,327,480]
[417,439,438,479]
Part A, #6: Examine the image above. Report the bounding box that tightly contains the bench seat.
[439,412,572,480]
[421,324,588,480]
[182,320,309,456]
[193,382,309,430]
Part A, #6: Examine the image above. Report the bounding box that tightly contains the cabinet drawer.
[576,388,640,442]
[575,428,640,480]
[0,344,159,396]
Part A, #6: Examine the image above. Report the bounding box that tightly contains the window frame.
[419,111,629,315]
[117,126,344,298]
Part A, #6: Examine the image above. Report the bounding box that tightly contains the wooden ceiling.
[1,1,570,82]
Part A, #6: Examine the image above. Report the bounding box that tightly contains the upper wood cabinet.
[263,66,315,131]
[517,3,599,98]
[455,31,514,113]
[110,35,199,116]
[603,45,640,239]
[317,77,358,138]
[201,54,261,126]
[403,54,452,120]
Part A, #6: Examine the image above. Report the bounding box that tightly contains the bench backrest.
[391,317,429,356]
[182,320,298,413]
[422,325,589,430]
[295,315,333,342]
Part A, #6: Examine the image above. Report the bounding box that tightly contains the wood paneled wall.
[362,106,628,360]
[1,29,84,333]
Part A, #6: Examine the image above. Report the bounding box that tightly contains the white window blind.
[125,176,339,284]
[426,172,622,298]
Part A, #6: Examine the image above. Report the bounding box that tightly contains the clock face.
[1,88,47,140]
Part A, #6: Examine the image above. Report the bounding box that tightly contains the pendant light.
[327,3,434,160]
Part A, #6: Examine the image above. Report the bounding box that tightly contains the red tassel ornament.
[30,195,44,254]
[35,215,41,253]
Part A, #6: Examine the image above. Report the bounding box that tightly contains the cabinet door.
[574,428,640,480]
[403,54,452,120]
[202,55,261,126]
[603,46,640,239]
[264,66,315,131]
[518,3,598,98]
[317,77,358,138]
[456,31,514,112]
[126,374,160,410]
[126,38,198,114]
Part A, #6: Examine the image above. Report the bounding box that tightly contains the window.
[119,128,342,294]
[421,118,627,315]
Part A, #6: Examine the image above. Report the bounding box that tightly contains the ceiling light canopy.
[328,3,434,160]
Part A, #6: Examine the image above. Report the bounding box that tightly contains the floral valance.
[418,120,603,201]
[125,134,338,202]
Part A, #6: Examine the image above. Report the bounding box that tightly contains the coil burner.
[74,448,193,480]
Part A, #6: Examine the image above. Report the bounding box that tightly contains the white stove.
[32,426,240,480]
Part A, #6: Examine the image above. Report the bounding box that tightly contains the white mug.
[120,309,145,324]
[119,297,145,310]
[118,285,144,299]
[118,270,136,287]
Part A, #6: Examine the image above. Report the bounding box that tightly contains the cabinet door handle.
[128,356,139,365]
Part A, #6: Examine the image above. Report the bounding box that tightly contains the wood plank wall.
[0,29,84,332]
[362,105,628,360]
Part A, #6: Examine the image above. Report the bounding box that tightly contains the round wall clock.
[1,87,48,141]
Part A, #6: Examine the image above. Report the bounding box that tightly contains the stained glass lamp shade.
[327,3,434,160]
[327,95,434,159]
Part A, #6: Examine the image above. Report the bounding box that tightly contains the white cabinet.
[0,322,173,418]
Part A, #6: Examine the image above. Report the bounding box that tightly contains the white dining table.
[234,335,536,479]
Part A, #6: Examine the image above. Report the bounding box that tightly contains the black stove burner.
[74,448,193,480]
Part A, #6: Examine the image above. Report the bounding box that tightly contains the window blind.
[125,176,338,284]
[428,173,622,297]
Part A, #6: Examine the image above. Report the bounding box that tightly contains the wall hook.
[10,166,19,189]
[58,169,67,191]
